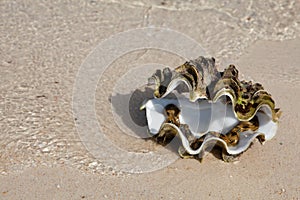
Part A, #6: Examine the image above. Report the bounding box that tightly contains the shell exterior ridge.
[148,56,280,122]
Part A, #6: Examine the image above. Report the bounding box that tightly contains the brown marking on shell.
[175,57,219,99]
[149,68,173,98]
[154,123,177,146]
[164,104,181,127]
[213,64,279,122]
[220,115,259,146]
[149,56,219,100]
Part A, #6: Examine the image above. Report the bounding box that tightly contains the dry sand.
[1,1,299,199]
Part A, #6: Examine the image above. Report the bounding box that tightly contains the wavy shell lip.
[142,56,281,161]
[141,98,277,156]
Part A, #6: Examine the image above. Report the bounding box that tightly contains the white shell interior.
[142,98,278,155]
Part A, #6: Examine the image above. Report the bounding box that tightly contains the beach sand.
[1,1,299,199]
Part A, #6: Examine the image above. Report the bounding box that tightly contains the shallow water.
[0,0,299,175]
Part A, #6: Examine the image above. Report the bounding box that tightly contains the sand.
[1,1,299,199]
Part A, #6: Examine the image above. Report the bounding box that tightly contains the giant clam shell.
[141,56,281,161]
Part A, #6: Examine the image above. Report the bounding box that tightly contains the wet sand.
[1,1,300,199]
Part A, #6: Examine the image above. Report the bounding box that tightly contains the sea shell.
[141,56,281,161]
